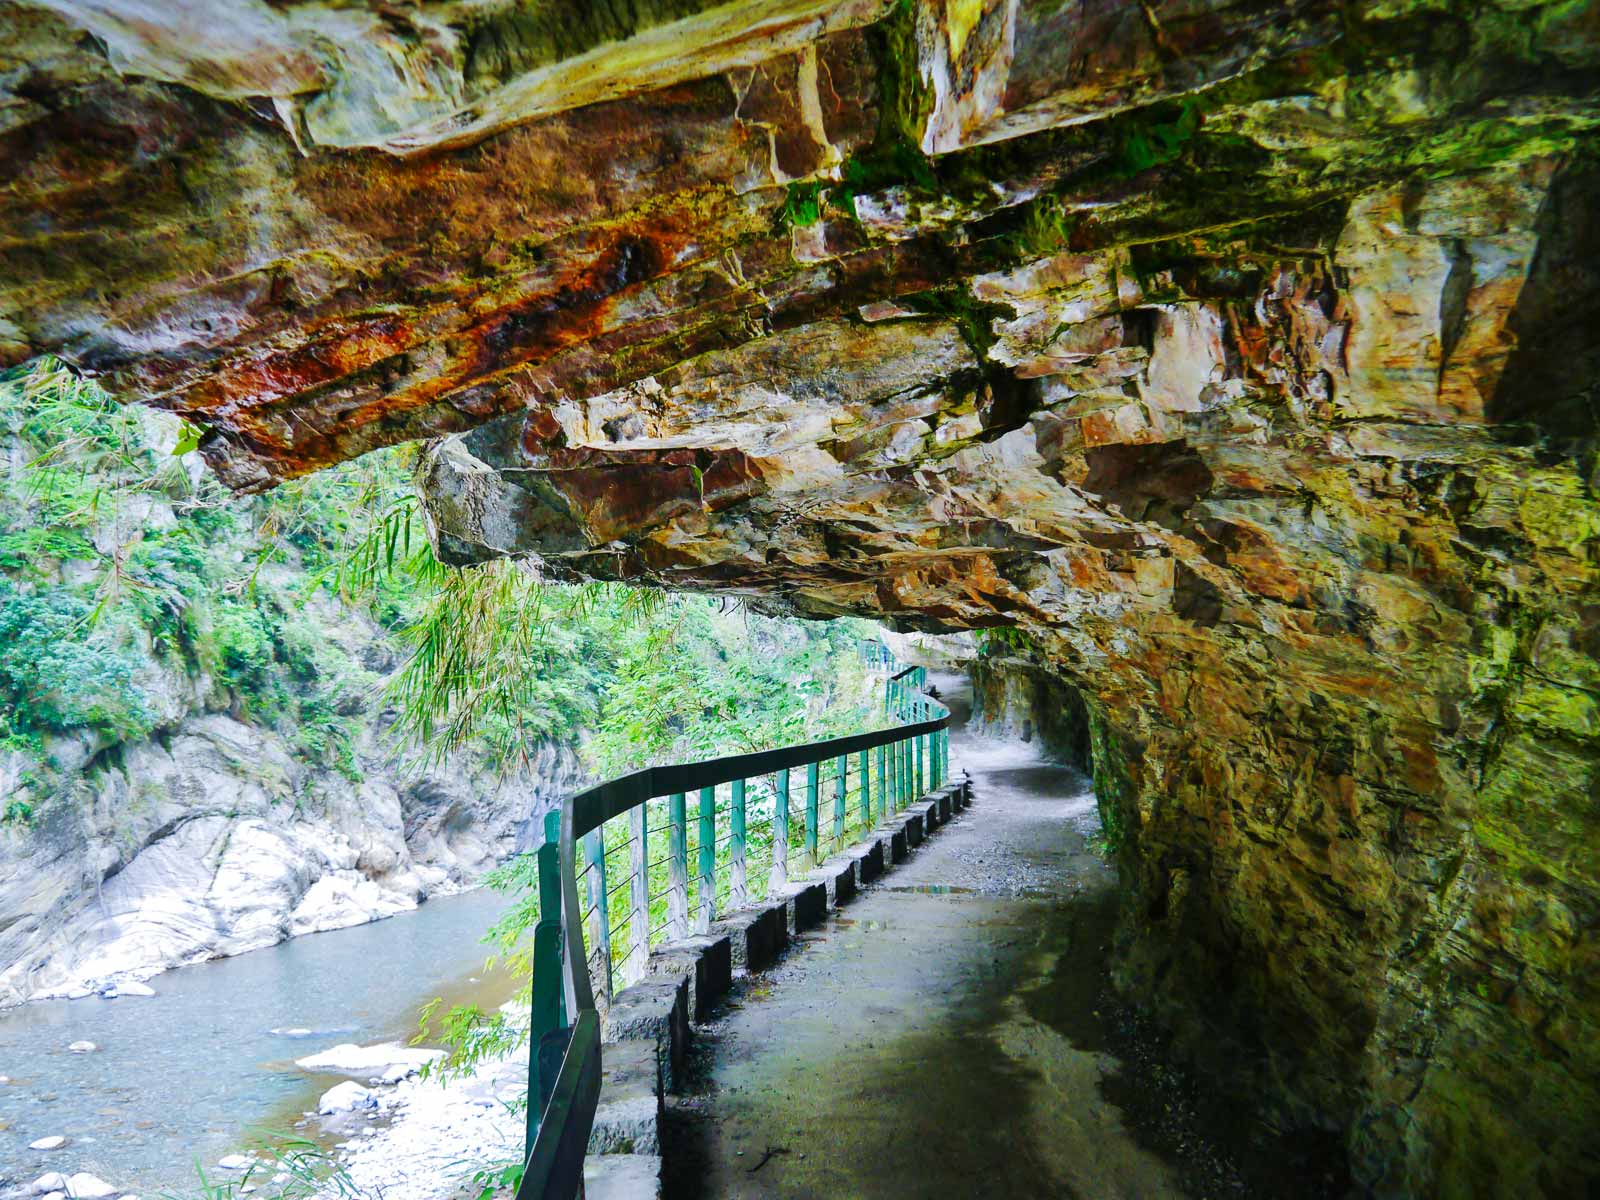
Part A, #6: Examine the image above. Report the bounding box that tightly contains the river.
[0,888,521,1195]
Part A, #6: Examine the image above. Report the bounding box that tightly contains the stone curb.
[583,1153,662,1200]
[779,880,828,933]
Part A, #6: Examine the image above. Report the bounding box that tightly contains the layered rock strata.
[2,0,1597,1193]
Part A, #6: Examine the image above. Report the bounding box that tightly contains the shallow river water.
[0,887,519,1195]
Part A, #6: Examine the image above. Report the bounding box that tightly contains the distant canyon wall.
[0,604,581,1008]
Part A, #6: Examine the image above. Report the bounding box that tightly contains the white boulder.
[378,1062,416,1084]
[216,1155,253,1171]
[295,1041,443,1076]
[317,1081,376,1115]
[67,1041,96,1053]
[29,1136,67,1150]
[102,981,156,999]
[66,1174,117,1199]
[41,1192,65,1200]
[286,874,412,937]
[32,1173,68,1193]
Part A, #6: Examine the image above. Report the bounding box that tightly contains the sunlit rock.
[296,1041,445,1077]
[64,1175,116,1199]
[317,1080,377,1116]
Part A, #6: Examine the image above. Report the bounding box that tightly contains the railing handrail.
[566,712,947,840]
[517,653,948,1200]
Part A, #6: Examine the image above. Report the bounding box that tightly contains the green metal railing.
[857,638,893,669]
[515,661,949,1199]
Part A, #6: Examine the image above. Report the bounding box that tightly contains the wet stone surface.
[662,674,1347,1200]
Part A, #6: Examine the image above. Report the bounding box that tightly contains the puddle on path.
[882,884,976,895]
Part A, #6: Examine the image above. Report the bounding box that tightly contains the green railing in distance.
[857,638,893,669]
[515,659,949,1200]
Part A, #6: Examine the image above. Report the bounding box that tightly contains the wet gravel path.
[663,671,1347,1200]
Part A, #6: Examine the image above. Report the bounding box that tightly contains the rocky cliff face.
[3,0,1596,1193]
[967,651,1092,768]
[0,589,582,1008]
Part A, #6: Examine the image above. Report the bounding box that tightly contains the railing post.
[527,811,564,1158]
[805,760,819,866]
[771,768,790,892]
[628,803,649,983]
[876,743,887,823]
[902,735,912,806]
[858,749,870,829]
[730,778,747,910]
[697,785,716,934]
[916,730,925,797]
[583,828,613,1004]
[667,792,688,941]
[833,754,847,848]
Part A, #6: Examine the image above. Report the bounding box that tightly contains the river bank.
[310,1044,525,1200]
[0,888,521,1197]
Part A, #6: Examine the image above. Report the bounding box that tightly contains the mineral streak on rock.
[4,0,1599,1194]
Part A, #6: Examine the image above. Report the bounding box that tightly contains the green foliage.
[466,1159,525,1200]
[0,579,155,741]
[1003,195,1078,262]
[204,602,278,693]
[0,357,450,776]
[1118,98,1204,174]
[585,601,874,777]
[0,357,889,796]
[978,625,1040,656]
[381,567,644,770]
[415,995,523,1085]
[158,1133,363,1200]
[782,180,824,228]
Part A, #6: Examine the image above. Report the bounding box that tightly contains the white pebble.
[29,1135,67,1151]
[216,1155,253,1171]
[67,1041,97,1053]
[66,1173,117,1199]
